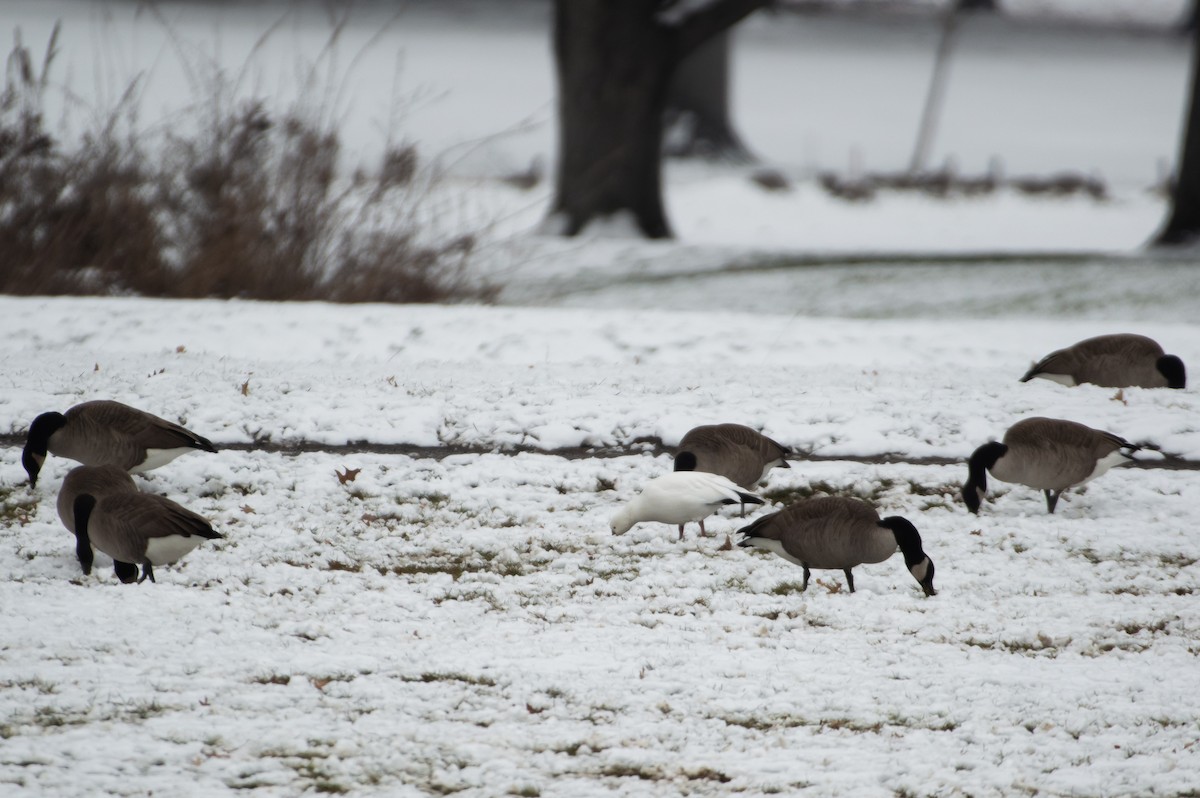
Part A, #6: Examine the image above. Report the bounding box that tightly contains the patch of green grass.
[550,741,586,756]
[717,712,955,734]
[326,560,361,572]
[381,561,488,580]
[1118,619,1170,635]
[0,677,58,695]
[1159,553,1198,569]
[683,767,731,783]
[907,481,961,497]
[763,478,897,505]
[382,552,527,581]
[400,672,497,687]
[601,763,662,781]
[0,483,39,526]
[416,491,451,508]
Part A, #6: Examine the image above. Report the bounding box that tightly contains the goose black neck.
[1157,355,1187,389]
[879,516,926,567]
[25,412,66,456]
[966,442,1005,491]
[73,494,97,575]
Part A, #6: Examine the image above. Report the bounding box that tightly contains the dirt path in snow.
[3,434,1197,470]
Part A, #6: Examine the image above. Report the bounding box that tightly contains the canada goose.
[1020,333,1186,389]
[23,400,218,488]
[674,423,791,489]
[737,496,936,597]
[72,491,222,583]
[962,417,1139,515]
[610,471,764,540]
[56,464,138,534]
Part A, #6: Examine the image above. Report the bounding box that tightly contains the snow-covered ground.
[2,297,1198,797]
[3,2,1200,796]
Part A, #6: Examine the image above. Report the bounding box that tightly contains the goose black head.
[673,451,698,472]
[962,441,1007,514]
[1157,355,1186,389]
[23,411,67,488]
[113,561,140,584]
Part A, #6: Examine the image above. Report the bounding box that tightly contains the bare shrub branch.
[0,21,494,305]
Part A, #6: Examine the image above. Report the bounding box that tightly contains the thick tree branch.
[663,0,772,63]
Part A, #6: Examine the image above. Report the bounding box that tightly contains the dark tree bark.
[664,32,752,162]
[1180,0,1197,36]
[548,0,768,239]
[1155,14,1200,246]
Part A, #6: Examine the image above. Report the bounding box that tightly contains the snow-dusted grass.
[3,298,1197,459]
[2,449,1198,796]
[2,296,1198,796]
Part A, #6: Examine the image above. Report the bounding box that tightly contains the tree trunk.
[1155,14,1200,246]
[910,4,959,173]
[664,32,752,162]
[547,0,768,239]
[549,0,674,238]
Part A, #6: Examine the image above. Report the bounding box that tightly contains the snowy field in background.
[3,1,1200,795]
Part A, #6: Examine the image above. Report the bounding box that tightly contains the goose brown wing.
[91,494,218,562]
[772,497,884,567]
[78,401,216,454]
[1020,347,1075,381]
[136,495,222,540]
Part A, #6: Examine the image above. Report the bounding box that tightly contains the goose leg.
[137,562,156,584]
[699,519,708,537]
[844,568,856,593]
[1044,490,1061,514]
[76,536,94,576]
[801,566,811,592]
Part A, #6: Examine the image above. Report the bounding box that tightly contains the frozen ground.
[1,297,1198,797]
[3,2,1200,796]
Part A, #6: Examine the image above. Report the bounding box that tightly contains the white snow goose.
[610,471,764,541]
